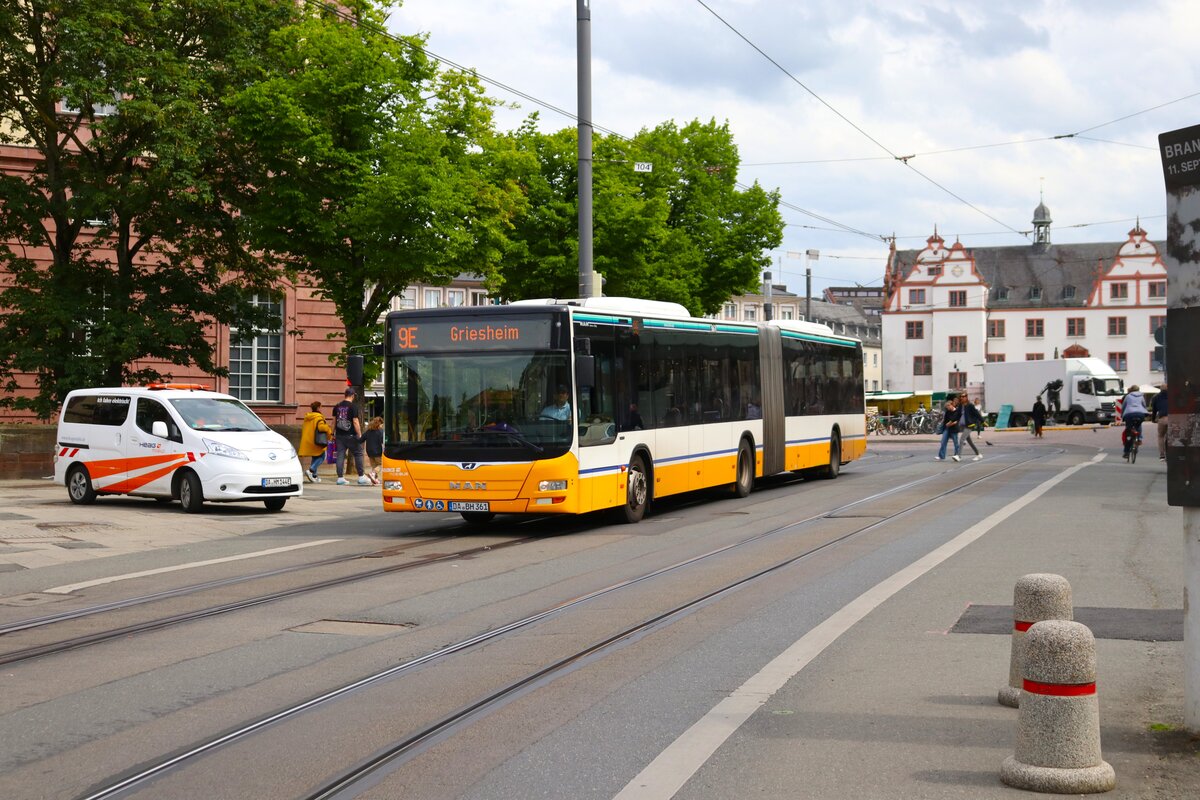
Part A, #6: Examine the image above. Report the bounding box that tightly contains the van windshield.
[169,397,269,432]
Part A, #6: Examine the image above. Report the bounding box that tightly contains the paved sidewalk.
[0,468,381,571]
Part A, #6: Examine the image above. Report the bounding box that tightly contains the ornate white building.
[881,201,1167,397]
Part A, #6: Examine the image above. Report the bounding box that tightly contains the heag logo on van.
[55,385,304,514]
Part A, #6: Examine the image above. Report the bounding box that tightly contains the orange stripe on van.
[103,456,192,494]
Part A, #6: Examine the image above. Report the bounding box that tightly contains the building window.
[228,294,282,403]
[913,356,932,375]
[1029,286,1042,300]
[1150,315,1166,335]
[948,335,967,352]
[1151,350,1165,371]
[396,287,417,310]
[723,302,737,320]
[1109,352,1127,371]
[995,287,1010,301]
[1108,316,1127,336]
[872,353,878,367]
[986,353,1006,363]
[949,290,967,307]
[1067,318,1085,337]
[1026,353,1044,361]
[743,305,758,321]
[470,290,490,306]
[906,320,924,339]
[1062,285,1076,300]
[780,307,794,320]
[1110,283,1128,299]
[926,264,943,277]
[1148,281,1166,298]
[948,371,966,389]
[909,289,926,305]
[446,289,466,307]
[1025,319,1044,337]
[988,319,1006,338]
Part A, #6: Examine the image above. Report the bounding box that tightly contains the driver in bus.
[540,385,572,421]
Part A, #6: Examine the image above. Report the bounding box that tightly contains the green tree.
[232,1,531,362]
[0,0,296,418]
[499,118,783,316]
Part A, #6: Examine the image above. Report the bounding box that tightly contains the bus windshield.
[387,351,574,461]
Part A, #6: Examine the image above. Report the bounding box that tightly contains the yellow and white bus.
[380,297,865,523]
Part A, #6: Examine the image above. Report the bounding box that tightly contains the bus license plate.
[262,477,292,488]
[449,501,489,512]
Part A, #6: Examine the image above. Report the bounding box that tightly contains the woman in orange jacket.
[299,401,333,482]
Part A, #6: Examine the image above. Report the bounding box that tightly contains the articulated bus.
[380,297,865,523]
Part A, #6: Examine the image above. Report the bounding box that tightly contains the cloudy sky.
[388,0,1200,297]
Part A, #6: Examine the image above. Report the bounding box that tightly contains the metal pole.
[577,0,594,299]
[763,266,773,321]
[805,249,820,321]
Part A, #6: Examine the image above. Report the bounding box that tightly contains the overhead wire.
[306,0,881,247]
[691,0,1025,237]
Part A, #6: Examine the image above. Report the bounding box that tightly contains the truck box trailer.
[982,358,1124,427]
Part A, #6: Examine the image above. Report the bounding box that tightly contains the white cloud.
[389,0,1200,295]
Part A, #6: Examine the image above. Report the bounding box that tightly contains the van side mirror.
[152,420,169,438]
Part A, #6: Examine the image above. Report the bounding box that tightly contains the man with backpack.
[333,388,369,485]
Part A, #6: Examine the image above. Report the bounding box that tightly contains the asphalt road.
[0,428,1195,799]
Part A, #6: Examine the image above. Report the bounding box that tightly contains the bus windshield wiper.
[467,429,545,453]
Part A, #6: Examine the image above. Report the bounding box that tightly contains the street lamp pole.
[805,249,820,320]
[576,0,594,299]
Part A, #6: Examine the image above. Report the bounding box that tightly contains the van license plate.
[449,501,489,512]
[262,477,292,487]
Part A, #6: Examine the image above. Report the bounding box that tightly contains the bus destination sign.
[392,317,555,353]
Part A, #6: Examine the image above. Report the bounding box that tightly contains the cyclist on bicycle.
[1121,385,1148,460]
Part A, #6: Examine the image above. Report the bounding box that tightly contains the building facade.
[881,203,1166,399]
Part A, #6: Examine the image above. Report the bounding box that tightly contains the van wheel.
[819,432,841,480]
[179,472,205,514]
[1067,410,1084,426]
[731,440,754,498]
[67,465,97,505]
[264,498,287,512]
[618,455,649,524]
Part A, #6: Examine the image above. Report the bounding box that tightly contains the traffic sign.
[633,162,653,173]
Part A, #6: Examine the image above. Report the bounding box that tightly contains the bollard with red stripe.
[1114,396,1123,424]
[999,573,1072,708]
[1000,620,1115,793]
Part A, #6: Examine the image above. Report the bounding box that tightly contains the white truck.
[982,358,1124,427]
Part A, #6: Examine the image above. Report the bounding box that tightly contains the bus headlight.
[538,480,567,492]
[384,481,404,491]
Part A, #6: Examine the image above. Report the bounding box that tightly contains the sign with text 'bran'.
[1158,124,1200,506]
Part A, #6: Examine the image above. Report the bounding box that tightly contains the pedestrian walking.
[360,415,384,485]
[1151,383,1168,460]
[935,397,962,462]
[1031,397,1047,438]
[298,401,333,482]
[958,393,984,461]
[332,388,370,485]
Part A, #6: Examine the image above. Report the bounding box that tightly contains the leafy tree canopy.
[0,0,297,417]
[498,118,784,316]
[232,0,533,362]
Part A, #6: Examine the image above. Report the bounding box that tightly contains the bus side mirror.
[575,355,595,390]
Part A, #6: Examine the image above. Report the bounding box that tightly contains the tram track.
[78,452,1051,800]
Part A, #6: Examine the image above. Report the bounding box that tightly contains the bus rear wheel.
[819,432,841,480]
[619,455,648,524]
[731,440,754,498]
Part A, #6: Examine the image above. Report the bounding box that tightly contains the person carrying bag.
[299,401,334,482]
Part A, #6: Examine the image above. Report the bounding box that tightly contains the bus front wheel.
[732,440,754,498]
[619,455,649,524]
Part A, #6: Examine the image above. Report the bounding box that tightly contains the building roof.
[890,239,1163,308]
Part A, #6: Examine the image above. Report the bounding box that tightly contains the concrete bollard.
[1000,620,1116,793]
[999,573,1073,707]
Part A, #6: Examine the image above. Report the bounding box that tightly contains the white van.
[54,384,304,513]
